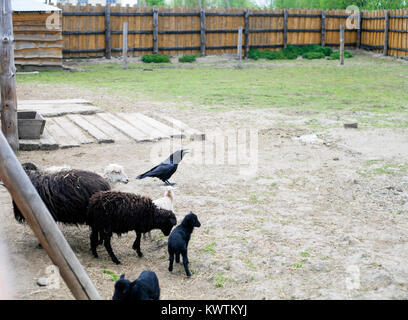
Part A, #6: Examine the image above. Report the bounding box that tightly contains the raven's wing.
[137,163,174,179]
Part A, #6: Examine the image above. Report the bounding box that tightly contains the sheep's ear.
[120,274,125,280]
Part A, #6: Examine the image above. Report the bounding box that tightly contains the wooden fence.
[57,4,407,59]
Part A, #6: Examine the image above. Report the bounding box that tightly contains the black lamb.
[112,272,160,300]
[168,211,201,277]
[87,190,177,264]
[13,167,111,226]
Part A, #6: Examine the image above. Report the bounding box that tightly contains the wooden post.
[340,25,345,65]
[0,0,19,152]
[105,4,111,59]
[244,9,250,58]
[153,7,159,54]
[200,8,206,56]
[383,10,389,56]
[237,26,243,68]
[356,11,362,49]
[283,9,288,49]
[321,10,326,47]
[123,22,128,70]
[0,131,101,300]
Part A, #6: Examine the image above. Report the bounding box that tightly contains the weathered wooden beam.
[244,9,249,58]
[283,9,288,49]
[153,7,159,54]
[356,11,362,48]
[0,130,101,300]
[123,22,128,70]
[200,9,206,55]
[0,0,19,151]
[321,10,326,46]
[105,4,111,59]
[340,25,345,65]
[383,10,389,56]
[237,26,242,69]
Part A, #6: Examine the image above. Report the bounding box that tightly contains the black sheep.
[13,168,111,225]
[112,272,160,300]
[168,211,201,277]
[87,190,177,264]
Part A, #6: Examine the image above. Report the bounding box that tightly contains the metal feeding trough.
[18,111,46,139]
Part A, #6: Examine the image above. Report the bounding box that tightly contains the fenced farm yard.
[1,52,408,300]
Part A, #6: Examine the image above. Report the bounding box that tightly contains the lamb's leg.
[132,232,143,257]
[98,231,104,245]
[103,233,121,265]
[168,251,175,272]
[182,252,191,277]
[175,253,180,263]
[90,229,99,258]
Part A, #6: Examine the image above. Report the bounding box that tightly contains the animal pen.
[55,4,408,59]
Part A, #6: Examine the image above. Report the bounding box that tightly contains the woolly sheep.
[112,272,160,300]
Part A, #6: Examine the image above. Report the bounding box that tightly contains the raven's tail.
[136,172,148,179]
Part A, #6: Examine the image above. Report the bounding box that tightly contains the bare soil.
[0,56,407,300]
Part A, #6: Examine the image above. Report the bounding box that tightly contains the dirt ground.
[1,54,408,300]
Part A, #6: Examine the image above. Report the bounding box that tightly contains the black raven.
[136,149,189,185]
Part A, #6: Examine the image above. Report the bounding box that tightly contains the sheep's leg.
[103,233,121,265]
[90,229,99,258]
[175,253,180,263]
[182,252,191,277]
[168,251,174,272]
[98,231,104,245]
[132,232,143,257]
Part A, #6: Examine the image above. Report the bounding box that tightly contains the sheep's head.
[159,209,177,236]
[112,274,131,300]
[182,212,201,229]
[103,164,129,187]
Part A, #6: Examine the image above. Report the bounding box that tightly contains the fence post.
[383,10,389,56]
[321,10,326,46]
[200,8,206,55]
[356,11,362,49]
[105,4,111,59]
[244,9,250,58]
[0,0,19,151]
[283,9,288,49]
[153,6,159,54]
[237,26,243,68]
[340,25,345,65]
[123,22,128,70]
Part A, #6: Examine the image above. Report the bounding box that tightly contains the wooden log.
[105,4,111,59]
[200,8,206,55]
[384,10,389,56]
[0,130,100,300]
[0,0,19,151]
[123,22,128,70]
[237,26,243,69]
[283,9,288,49]
[321,10,326,46]
[244,9,249,58]
[153,7,158,54]
[340,24,345,65]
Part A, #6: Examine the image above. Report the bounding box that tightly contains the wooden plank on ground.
[19,127,59,151]
[19,103,101,117]
[52,116,95,145]
[82,114,131,142]
[152,113,205,141]
[46,118,80,149]
[66,114,114,144]
[96,113,153,142]
[116,113,169,140]
[135,113,185,139]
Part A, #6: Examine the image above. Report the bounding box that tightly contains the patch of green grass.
[179,53,203,63]
[211,273,231,288]
[300,252,310,258]
[293,262,303,269]
[358,161,408,176]
[18,54,408,114]
[102,269,119,282]
[249,194,261,204]
[201,241,216,254]
[245,260,257,271]
[302,52,325,60]
[327,50,353,60]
